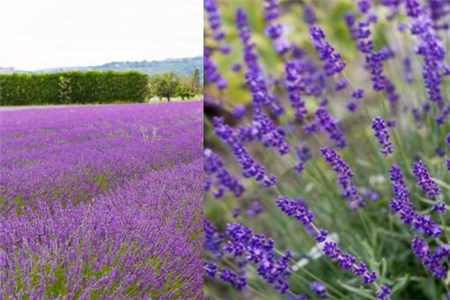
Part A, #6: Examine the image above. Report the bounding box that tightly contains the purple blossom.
[376,285,392,300]
[285,60,308,120]
[321,147,364,209]
[314,107,347,148]
[205,47,227,90]
[219,268,247,289]
[294,141,312,174]
[246,200,264,217]
[371,116,394,156]
[412,236,448,279]
[213,117,276,186]
[310,281,327,297]
[225,223,292,293]
[205,219,225,257]
[310,25,346,76]
[204,262,218,277]
[412,160,441,199]
[204,148,245,198]
[389,165,442,238]
[277,196,377,285]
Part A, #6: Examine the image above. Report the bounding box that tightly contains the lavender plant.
[204,0,450,299]
[0,102,203,299]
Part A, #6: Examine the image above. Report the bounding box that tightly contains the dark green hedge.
[0,71,149,105]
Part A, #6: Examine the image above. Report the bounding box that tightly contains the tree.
[191,68,201,94]
[149,72,180,102]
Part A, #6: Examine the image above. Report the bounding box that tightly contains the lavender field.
[0,102,203,299]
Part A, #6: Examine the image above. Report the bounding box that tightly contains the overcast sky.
[0,0,203,70]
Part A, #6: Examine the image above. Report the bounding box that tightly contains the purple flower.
[310,25,346,76]
[304,5,316,25]
[246,200,264,217]
[389,164,442,238]
[376,285,392,300]
[294,141,312,174]
[213,117,276,186]
[310,281,327,297]
[233,104,246,119]
[219,268,247,289]
[285,60,308,120]
[314,107,347,148]
[205,219,225,257]
[432,202,446,214]
[403,57,413,83]
[323,241,341,259]
[338,253,356,270]
[205,47,227,90]
[412,236,448,279]
[371,117,394,156]
[351,88,364,99]
[362,271,378,284]
[204,148,245,198]
[412,160,441,199]
[277,196,315,225]
[321,146,364,209]
[277,196,378,285]
[225,223,291,293]
[204,262,218,277]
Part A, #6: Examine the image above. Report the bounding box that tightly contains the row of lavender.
[205,0,450,299]
[0,103,203,298]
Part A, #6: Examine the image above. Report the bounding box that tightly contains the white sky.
[0,0,203,70]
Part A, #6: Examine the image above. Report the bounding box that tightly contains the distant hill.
[0,56,203,78]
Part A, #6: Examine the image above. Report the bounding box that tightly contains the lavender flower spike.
[321,146,364,209]
[412,160,441,199]
[371,116,394,156]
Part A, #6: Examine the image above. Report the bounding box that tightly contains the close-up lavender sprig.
[204,0,450,299]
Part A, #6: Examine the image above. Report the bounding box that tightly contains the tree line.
[0,69,202,106]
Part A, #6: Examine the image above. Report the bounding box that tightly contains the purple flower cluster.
[285,60,308,120]
[224,223,292,293]
[205,47,227,90]
[376,285,392,300]
[219,268,247,290]
[310,281,327,297]
[236,7,259,74]
[309,25,346,76]
[263,0,290,55]
[205,0,226,42]
[294,140,312,173]
[204,218,225,258]
[307,107,347,148]
[277,196,379,286]
[251,113,290,155]
[344,10,400,114]
[412,160,441,199]
[204,148,245,198]
[213,117,276,187]
[407,1,447,109]
[412,236,449,279]
[322,241,378,285]
[371,116,394,156]
[321,147,364,209]
[277,196,328,242]
[389,164,442,238]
